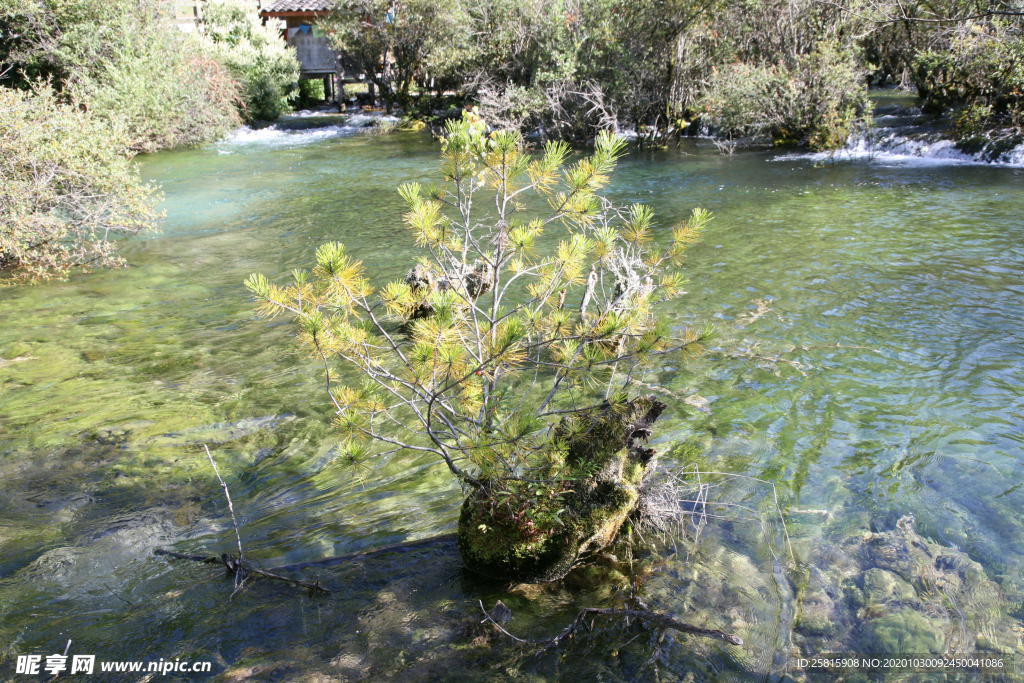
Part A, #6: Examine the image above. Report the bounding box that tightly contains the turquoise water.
[1,122,1023,681]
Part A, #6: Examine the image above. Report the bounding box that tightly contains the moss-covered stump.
[457,396,666,583]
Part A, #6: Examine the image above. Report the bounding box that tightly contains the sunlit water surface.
[2,120,1023,682]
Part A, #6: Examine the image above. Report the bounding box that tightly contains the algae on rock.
[792,515,1024,667]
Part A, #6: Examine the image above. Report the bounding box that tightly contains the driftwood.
[154,444,330,594]
[154,548,331,594]
[154,533,459,594]
[156,533,456,572]
[479,600,743,647]
[154,549,219,564]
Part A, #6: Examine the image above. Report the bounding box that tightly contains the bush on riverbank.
[198,0,301,122]
[0,86,159,283]
[855,2,1023,138]
[0,0,301,282]
[701,46,869,151]
[2,0,244,152]
[323,0,1021,149]
[915,21,1024,137]
[2,0,302,149]
[324,0,467,113]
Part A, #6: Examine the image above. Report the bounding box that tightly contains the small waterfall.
[216,111,400,150]
[779,101,1024,167]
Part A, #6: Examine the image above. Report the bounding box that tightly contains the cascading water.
[780,92,1024,167]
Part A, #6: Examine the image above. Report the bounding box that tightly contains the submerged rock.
[863,609,945,654]
[457,396,665,583]
[793,515,1022,664]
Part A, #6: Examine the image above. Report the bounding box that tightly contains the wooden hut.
[259,0,340,100]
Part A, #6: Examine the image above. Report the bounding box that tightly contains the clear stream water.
[2,110,1024,682]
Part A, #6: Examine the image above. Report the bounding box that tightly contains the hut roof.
[260,0,335,16]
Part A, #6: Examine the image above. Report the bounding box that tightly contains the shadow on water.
[2,125,1024,680]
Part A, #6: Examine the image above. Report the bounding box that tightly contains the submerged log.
[457,396,666,583]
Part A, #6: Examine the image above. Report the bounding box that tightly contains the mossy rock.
[863,568,917,608]
[457,396,665,583]
[863,609,944,654]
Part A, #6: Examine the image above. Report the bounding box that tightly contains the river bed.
[1,117,1023,682]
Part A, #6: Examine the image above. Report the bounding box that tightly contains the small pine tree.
[246,118,715,579]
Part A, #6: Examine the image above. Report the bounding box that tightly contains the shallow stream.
[2,110,1023,682]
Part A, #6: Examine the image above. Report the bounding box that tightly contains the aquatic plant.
[246,117,715,581]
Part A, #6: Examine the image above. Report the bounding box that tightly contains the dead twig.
[268,533,457,572]
[154,549,219,564]
[222,554,331,594]
[154,549,331,594]
[103,583,136,606]
[205,444,244,587]
[155,445,331,594]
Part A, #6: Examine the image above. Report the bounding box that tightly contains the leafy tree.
[246,118,715,579]
[839,0,1023,121]
[0,85,159,282]
[324,0,469,112]
[701,44,869,150]
[1,0,242,152]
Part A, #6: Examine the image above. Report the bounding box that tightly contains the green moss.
[1,342,32,359]
[458,396,662,582]
[623,460,643,485]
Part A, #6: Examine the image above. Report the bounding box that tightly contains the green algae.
[864,610,945,654]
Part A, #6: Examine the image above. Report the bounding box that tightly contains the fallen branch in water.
[154,549,219,563]
[478,600,743,647]
[268,534,457,572]
[154,444,331,595]
[154,532,458,594]
[154,549,331,594]
[220,553,331,594]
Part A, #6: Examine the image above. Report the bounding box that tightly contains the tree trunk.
[457,396,666,583]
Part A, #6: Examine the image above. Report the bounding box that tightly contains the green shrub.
[297,78,326,107]
[199,0,300,121]
[953,102,994,139]
[2,0,242,152]
[913,21,1024,135]
[0,86,160,283]
[701,45,868,151]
